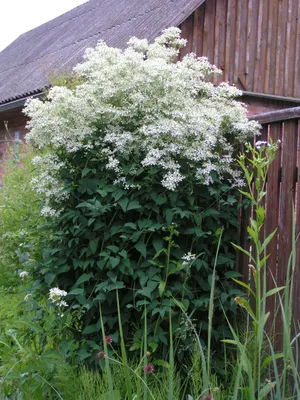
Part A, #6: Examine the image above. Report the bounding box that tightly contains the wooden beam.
[249,106,300,124]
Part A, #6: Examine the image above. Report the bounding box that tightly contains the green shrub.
[24,27,259,359]
[38,163,243,358]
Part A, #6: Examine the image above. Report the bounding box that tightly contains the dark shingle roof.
[0,0,205,105]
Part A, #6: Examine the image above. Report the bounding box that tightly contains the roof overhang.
[0,93,42,114]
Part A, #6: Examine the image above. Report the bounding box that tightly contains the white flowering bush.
[25,27,259,217]
[24,28,259,357]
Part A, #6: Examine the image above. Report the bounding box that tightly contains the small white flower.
[19,271,29,280]
[255,140,269,149]
[59,300,68,307]
[24,293,32,301]
[182,252,196,262]
[49,287,68,304]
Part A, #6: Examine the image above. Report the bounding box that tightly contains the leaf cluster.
[35,151,242,360]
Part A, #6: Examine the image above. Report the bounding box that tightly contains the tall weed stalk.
[230,140,300,399]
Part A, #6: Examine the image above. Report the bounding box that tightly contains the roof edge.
[0,93,42,113]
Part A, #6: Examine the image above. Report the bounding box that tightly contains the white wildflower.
[59,300,68,307]
[255,140,269,149]
[19,271,29,280]
[182,252,196,262]
[49,287,68,304]
[24,293,32,301]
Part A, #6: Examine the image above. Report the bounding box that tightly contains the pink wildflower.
[105,335,113,344]
[143,363,155,374]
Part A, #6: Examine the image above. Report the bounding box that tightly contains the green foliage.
[0,144,45,288]
[0,293,78,398]
[35,155,242,359]
[47,68,85,91]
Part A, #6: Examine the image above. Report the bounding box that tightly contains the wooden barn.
[179,0,300,115]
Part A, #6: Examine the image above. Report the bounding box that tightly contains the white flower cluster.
[19,271,29,280]
[255,140,269,149]
[182,252,196,262]
[25,27,260,214]
[49,287,68,307]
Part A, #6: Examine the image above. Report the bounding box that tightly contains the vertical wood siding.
[179,0,300,98]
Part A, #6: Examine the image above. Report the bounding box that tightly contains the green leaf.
[239,190,254,201]
[109,256,120,269]
[155,194,167,205]
[225,271,241,279]
[127,200,141,211]
[89,238,99,254]
[119,198,129,212]
[261,229,277,253]
[45,273,56,286]
[81,168,90,177]
[153,359,169,369]
[75,272,93,286]
[135,241,147,258]
[107,245,119,253]
[159,281,166,297]
[202,208,220,217]
[231,243,255,263]
[124,222,136,229]
[41,350,63,360]
[153,239,164,253]
[234,297,256,320]
[265,286,285,298]
[88,217,95,226]
[247,226,258,241]
[165,209,173,225]
[69,288,84,295]
[258,382,276,397]
[82,324,99,334]
[221,339,237,345]
[232,278,256,298]
[20,321,43,333]
[261,353,283,370]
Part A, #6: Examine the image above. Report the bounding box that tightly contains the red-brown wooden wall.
[179,0,300,99]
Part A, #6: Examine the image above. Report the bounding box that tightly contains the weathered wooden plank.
[264,0,272,93]
[237,0,248,90]
[249,106,300,125]
[192,5,205,55]
[256,0,268,93]
[268,0,280,95]
[284,0,297,97]
[278,120,298,295]
[275,0,288,95]
[180,13,194,58]
[225,0,237,83]
[253,0,264,92]
[202,0,215,62]
[245,0,259,91]
[234,0,242,86]
[293,1,300,98]
[215,0,226,77]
